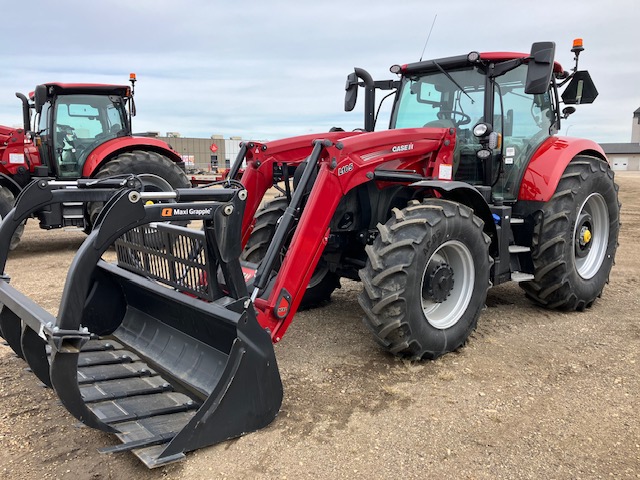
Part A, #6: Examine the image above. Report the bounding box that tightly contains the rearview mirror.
[525,42,556,95]
[34,85,48,115]
[344,72,358,112]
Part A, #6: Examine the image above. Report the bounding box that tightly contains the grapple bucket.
[0,184,283,468]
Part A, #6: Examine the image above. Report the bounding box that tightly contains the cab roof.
[30,83,131,99]
[401,51,564,75]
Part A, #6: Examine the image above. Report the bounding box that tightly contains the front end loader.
[0,39,619,467]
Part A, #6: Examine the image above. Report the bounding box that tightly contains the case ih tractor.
[0,40,619,466]
[0,74,190,247]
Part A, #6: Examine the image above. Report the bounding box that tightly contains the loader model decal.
[337,163,354,176]
[161,207,213,217]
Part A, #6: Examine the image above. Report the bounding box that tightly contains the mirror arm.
[557,70,575,88]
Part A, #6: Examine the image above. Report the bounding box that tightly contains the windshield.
[391,66,486,182]
[391,66,485,131]
[53,94,127,177]
[389,64,554,197]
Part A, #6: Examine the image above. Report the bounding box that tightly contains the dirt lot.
[0,173,638,479]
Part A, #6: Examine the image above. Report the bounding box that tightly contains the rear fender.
[519,137,607,202]
[82,137,183,177]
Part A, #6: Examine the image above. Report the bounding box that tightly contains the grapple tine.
[0,306,23,358]
[20,325,51,387]
[50,350,117,432]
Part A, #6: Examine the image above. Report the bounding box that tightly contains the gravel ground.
[0,172,638,479]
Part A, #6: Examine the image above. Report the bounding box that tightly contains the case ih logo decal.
[360,143,415,161]
[338,163,354,176]
[161,207,213,217]
[392,143,414,153]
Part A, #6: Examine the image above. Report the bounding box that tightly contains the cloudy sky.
[1,0,638,143]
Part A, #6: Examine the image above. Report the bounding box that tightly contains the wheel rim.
[574,193,609,280]
[420,240,475,329]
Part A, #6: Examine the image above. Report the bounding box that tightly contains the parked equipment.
[0,74,190,247]
[0,40,619,466]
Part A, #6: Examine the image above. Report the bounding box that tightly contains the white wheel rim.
[420,240,475,330]
[574,193,609,280]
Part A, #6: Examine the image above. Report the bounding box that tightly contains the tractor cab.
[30,83,132,178]
[346,40,597,202]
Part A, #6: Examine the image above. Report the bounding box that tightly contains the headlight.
[476,149,492,160]
[467,51,480,63]
[473,122,492,138]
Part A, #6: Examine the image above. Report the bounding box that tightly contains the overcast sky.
[1,0,638,143]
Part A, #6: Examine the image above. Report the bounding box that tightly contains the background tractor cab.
[0,74,190,248]
[345,40,597,202]
[31,82,132,178]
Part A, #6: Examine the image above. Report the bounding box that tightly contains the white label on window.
[9,153,25,164]
[439,164,453,180]
[505,157,514,165]
[505,147,516,157]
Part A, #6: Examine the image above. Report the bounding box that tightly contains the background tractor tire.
[241,196,340,308]
[0,186,24,250]
[521,156,620,310]
[359,199,491,360]
[87,150,190,227]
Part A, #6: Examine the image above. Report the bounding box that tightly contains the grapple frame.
[0,180,282,467]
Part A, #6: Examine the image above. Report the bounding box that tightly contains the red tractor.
[0,74,190,246]
[0,40,620,466]
[233,39,619,359]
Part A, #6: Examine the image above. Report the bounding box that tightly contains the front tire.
[241,196,340,308]
[0,186,24,250]
[87,150,190,227]
[359,199,491,360]
[521,156,620,310]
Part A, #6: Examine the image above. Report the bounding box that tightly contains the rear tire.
[241,196,340,308]
[521,156,620,310]
[87,150,190,227]
[359,199,491,360]
[0,186,24,250]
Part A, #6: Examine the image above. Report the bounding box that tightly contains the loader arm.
[248,128,456,340]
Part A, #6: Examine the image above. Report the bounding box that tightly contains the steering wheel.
[437,110,471,126]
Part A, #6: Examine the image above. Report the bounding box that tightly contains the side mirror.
[344,72,358,112]
[562,106,576,119]
[525,42,556,95]
[561,71,598,104]
[34,85,48,115]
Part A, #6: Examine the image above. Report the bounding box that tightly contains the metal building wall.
[158,136,226,172]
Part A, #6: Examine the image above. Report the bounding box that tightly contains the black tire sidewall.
[524,157,620,309]
[360,199,491,359]
[0,186,23,250]
[242,196,339,307]
[564,170,618,302]
[87,150,190,227]
[402,204,490,355]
